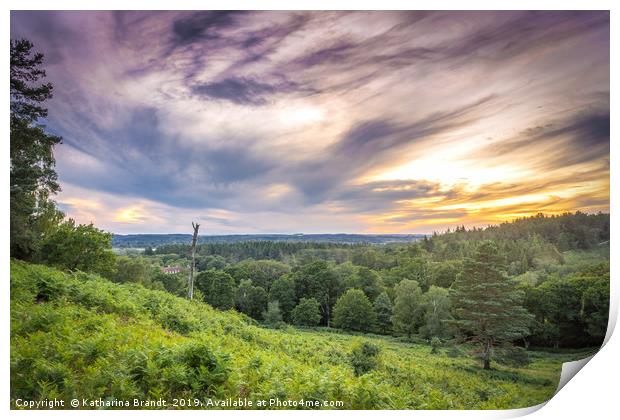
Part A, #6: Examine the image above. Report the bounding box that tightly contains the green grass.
[10,260,593,410]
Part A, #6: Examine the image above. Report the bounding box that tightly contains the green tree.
[229,259,291,290]
[582,274,609,341]
[196,255,226,271]
[451,241,533,369]
[195,269,236,310]
[422,235,434,252]
[112,256,150,284]
[420,286,452,339]
[351,248,384,269]
[519,252,529,274]
[235,279,268,319]
[291,297,322,326]
[347,266,383,300]
[527,263,610,348]
[385,257,430,290]
[292,261,343,327]
[262,301,283,326]
[150,269,187,296]
[391,279,423,338]
[333,289,376,332]
[373,291,393,334]
[10,39,63,259]
[430,260,460,288]
[268,275,296,321]
[38,219,115,276]
[333,261,357,283]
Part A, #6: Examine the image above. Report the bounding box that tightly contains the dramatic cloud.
[193,78,281,105]
[10,11,609,234]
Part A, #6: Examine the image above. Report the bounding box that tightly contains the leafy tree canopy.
[39,219,115,276]
[333,289,376,332]
[195,269,236,310]
[291,297,322,327]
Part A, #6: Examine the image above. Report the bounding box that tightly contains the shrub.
[177,342,230,394]
[38,220,116,276]
[495,347,531,368]
[446,346,463,358]
[34,270,68,302]
[158,309,195,334]
[349,340,381,376]
[430,337,442,354]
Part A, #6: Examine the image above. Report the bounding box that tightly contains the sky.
[10,11,610,234]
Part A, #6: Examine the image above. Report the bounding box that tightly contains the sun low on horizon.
[10,11,610,235]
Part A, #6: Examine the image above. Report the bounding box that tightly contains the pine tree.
[10,39,63,259]
[519,252,529,274]
[451,241,533,369]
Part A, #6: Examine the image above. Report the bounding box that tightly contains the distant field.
[10,260,594,410]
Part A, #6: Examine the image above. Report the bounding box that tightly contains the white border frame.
[2,2,616,419]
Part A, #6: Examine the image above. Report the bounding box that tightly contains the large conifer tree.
[451,241,533,369]
[10,39,63,259]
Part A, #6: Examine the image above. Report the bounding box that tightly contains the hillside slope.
[10,260,591,409]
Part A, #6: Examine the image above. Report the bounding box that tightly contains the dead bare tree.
[187,221,200,300]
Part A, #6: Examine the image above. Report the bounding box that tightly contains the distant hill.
[111,233,426,248]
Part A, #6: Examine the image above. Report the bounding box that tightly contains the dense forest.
[9,38,611,409]
[113,212,609,350]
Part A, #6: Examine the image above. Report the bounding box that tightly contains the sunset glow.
[10,11,609,234]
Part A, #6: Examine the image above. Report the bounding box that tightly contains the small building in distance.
[161,266,181,274]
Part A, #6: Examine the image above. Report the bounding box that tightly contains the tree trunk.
[187,222,200,300]
[483,340,491,370]
[523,337,530,349]
[325,303,330,328]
